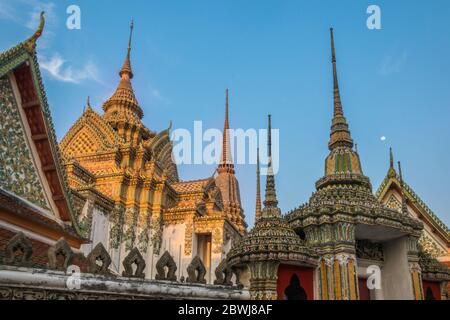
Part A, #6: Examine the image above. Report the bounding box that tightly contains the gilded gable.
[60,108,121,158]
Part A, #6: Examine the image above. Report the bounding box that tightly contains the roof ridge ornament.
[84,96,92,113]
[398,161,408,214]
[24,11,45,53]
[388,146,397,177]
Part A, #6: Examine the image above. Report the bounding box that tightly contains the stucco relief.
[419,233,446,259]
[0,76,48,209]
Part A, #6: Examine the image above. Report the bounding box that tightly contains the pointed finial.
[327,27,353,150]
[387,146,397,177]
[330,27,343,117]
[24,11,45,53]
[218,88,234,172]
[119,19,134,79]
[263,114,279,213]
[330,27,336,63]
[268,114,272,158]
[128,19,134,56]
[225,88,229,130]
[397,161,408,214]
[255,147,262,222]
[398,161,404,184]
[390,147,394,168]
[83,96,92,113]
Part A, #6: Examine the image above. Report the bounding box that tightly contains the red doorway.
[358,278,371,300]
[277,264,314,300]
[422,281,441,300]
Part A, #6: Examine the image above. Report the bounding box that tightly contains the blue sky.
[1,0,450,228]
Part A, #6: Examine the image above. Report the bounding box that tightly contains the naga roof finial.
[24,11,45,52]
[390,147,394,168]
[85,96,92,112]
[398,161,408,214]
[387,147,397,177]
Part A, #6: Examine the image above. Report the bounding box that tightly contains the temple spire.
[218,89,234,173]
[103,19,143,121]
[262,114,280,215]
[255,147,262,222]
[330,27,343,117]
[398,161,408,214]
[119,19,134,79]
[327,28,354,150]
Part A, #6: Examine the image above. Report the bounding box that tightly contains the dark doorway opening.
[425,287,435,300]
[284,274,308,300]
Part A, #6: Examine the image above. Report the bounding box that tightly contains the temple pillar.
[409,262,424,300]
[249,261,280,300]
[407,236,424,300]
[382,236,415,299]
[318,253,358,300]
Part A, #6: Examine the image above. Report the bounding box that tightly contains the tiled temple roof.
[376,171,450,240]
[171,178,212,194]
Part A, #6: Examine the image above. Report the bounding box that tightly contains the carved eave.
[376,173,450,246]
[70,187,114,215]
[227,216,319,269]
[419,251,450,282]
[0,189,85,247]
[286,194,424,239]
[0,20,83,240]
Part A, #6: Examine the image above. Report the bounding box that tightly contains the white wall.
[382,237,414,300]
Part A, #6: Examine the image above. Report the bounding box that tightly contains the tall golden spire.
[255,147,262,222]
[119,19,134,79]
[214,89,246,233]
[103,19,143,121]
[328,28,354,150]
[218,88,234,173]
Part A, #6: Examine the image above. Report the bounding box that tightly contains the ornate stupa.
[287,28,423,239]
[228,115,318,300]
